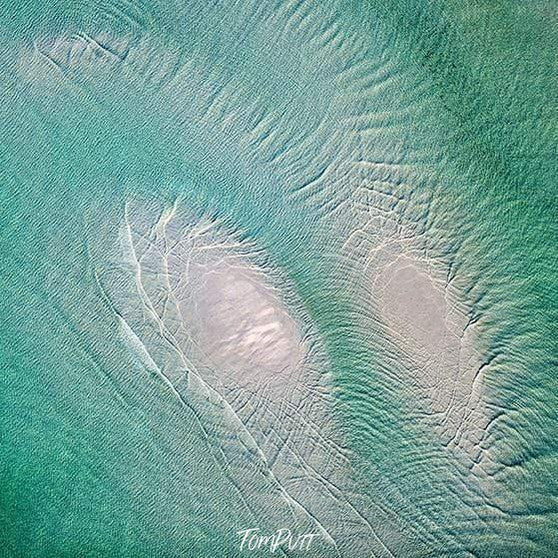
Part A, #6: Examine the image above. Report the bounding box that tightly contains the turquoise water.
[1,1,556,556]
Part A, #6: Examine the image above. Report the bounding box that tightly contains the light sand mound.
[99,199,404,557]
[189,261,303,381]
[370,247,491,470]
[379,257,448,355]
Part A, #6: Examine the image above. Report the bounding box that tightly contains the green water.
[1,1,556,556]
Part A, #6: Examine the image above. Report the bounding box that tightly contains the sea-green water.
[1,1,557,557]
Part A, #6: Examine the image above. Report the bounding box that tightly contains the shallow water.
[1,1,557,556]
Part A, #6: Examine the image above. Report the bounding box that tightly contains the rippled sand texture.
[1,1,557,557]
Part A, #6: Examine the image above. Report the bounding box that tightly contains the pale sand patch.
[101,199,400,556]
[365,243,492,471]
[189,262,303,384]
